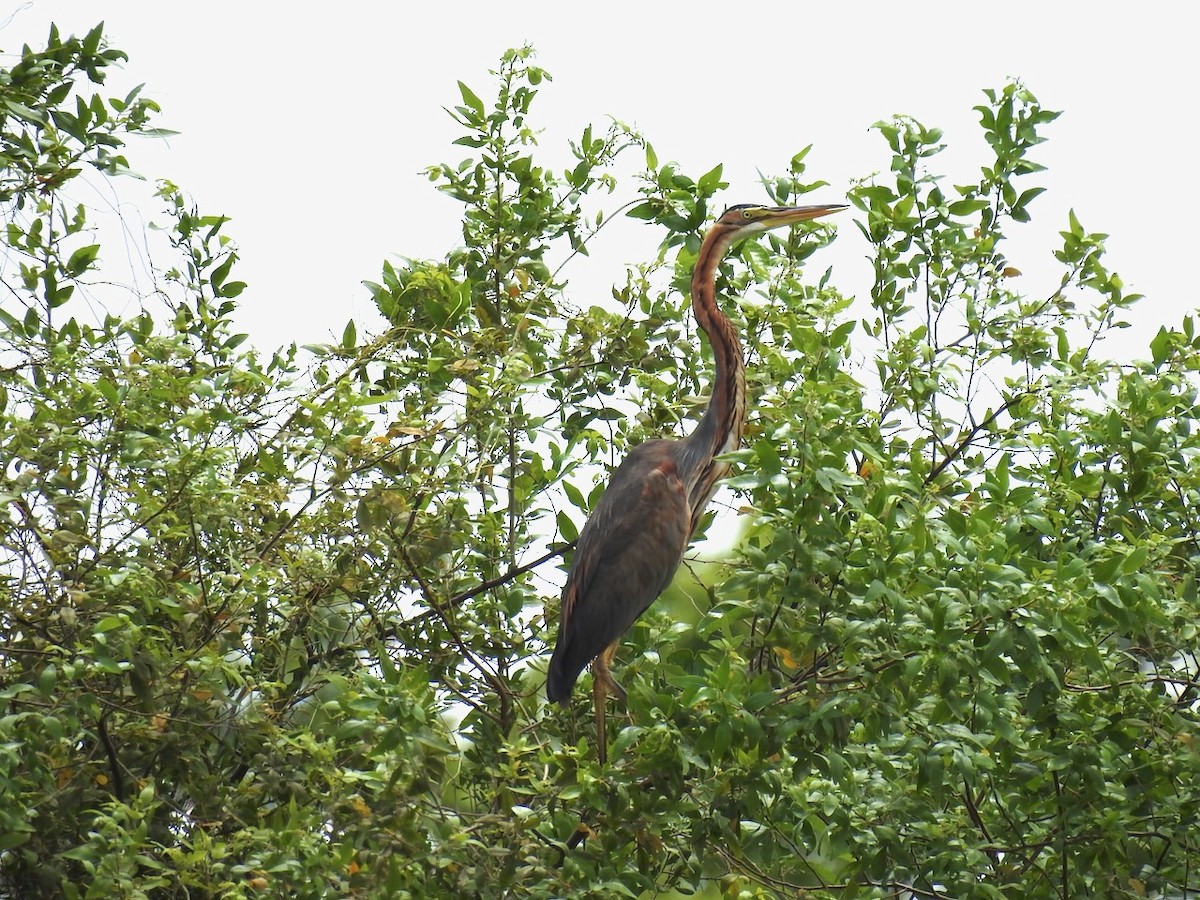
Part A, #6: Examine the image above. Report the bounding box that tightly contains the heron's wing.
[558,442,691,662]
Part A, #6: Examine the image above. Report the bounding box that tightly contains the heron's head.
[714,203,847,242]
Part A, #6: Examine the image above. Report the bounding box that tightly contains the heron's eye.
[742,209,753,219]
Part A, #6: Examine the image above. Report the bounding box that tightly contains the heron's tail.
[546,644,579,706]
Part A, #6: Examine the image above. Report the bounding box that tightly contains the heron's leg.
[592,662,607,766]
[594,642,627,702]
[591,642,625,765]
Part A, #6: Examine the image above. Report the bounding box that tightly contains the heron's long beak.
[761,204,848,229]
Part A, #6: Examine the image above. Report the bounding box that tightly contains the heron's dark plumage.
[546,442,691,703]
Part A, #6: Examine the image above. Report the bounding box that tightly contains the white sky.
[2,2,1195,358]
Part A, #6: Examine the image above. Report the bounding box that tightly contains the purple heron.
[547,202,846,762]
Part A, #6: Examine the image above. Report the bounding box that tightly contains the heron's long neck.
[683,229,745,467]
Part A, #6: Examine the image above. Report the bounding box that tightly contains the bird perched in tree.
[547,202,846,762]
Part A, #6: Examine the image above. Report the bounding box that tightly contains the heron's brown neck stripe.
[690,228,746,462]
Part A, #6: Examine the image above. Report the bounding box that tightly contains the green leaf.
[0,831,30,852]
[456,80,486,121]
[1120,546,1149,576]
[697,163,725,195]
[96,378,119,405]
[95,615,125,633]
[1067,208,1084,237]
[82,22,105,56]
[828,320,856,348]
[219,280,247,299]
[562,480,587,511]
[66,243,100,277]
[948,198,989,216]
[993,452,1010,496]
[209,253,236,292]
[1150,327,1171,367]
[556,510,578,542]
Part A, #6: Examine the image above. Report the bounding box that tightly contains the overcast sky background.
[2,3,1194,358]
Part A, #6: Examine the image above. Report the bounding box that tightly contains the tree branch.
[925,390,1028,485]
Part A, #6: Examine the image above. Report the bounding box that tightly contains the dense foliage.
[2,25,1198,899]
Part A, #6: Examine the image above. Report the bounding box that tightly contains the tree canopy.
[2,25,1198,900]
